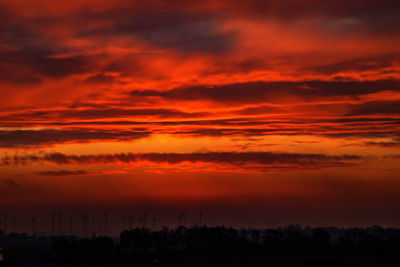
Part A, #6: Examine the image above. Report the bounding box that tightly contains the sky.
[0,0,400,233]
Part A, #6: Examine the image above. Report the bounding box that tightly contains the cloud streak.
[0,128,150,148]
[130,80,400,103]
[35,170,91,176]
[1,151,363,171]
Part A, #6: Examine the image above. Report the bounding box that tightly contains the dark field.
[1,225,400,266]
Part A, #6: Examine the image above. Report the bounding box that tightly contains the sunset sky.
[1,0,400,232]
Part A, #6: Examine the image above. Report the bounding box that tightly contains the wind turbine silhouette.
[152,217,159,231]
[69,213,74,235]
[122,213,126,230]
[139,213,148,229]
[104,210,110,235]
[4,212,7,233]
[128,214,133,230]
[199,212,204,226]
[31,217,36,235]
[82,213,89,235]
[58,212,64,234]
[51,212,56,235]
[179,212,187,227]
[12,216,16,233]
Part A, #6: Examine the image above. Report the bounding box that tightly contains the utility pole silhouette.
[152,217,159,231]
[51,212,56,235]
